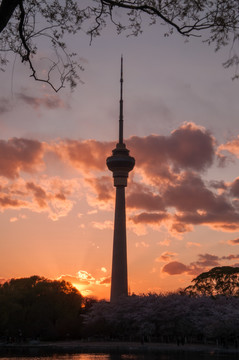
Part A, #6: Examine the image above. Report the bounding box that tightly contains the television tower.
[106,57,135,302]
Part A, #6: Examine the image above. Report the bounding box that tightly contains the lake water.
[0,352,239,360]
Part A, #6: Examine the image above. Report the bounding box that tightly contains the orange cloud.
[58,270,111,298]
[86,176,113,202]
[156,251,178,262]
[1,123,239,233]
[26,182,48,208]
[135,241,150,248]
[0,138,44,178]
[97,277,111,285]
[186,242,201,248]
[0,176,79,220]
[219,136,239,157]
[0,195,26,209]
[92,220,113,230]
[55,139,113,173]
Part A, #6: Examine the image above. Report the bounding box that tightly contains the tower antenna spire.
[119,55,123,144]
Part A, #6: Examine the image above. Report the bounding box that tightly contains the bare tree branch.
[18,0,66,92]
[0,0,239,90]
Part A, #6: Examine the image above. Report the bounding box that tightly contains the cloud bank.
[161,252,239,277]
[0,122,238,234]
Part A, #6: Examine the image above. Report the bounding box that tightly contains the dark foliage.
[84,293,239,346]
[184,266,239,297]
[2,268,239,347]
[0,276,85,341]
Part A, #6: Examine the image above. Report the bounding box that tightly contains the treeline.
[0,276,89,341]
[85,293,239,347]
[1,268,239,347]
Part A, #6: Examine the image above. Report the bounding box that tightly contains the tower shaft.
[110,186,128,301]
[106,57,135,303]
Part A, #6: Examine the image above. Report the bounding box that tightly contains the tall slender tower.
[106,57,135,302]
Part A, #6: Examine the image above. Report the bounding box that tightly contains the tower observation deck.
[106,57,135,302]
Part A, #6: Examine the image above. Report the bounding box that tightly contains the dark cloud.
[162,261,189,275]
[196,253,220,267]
[216,153,228,168]
[175,208,239,231]
[165,172,239,232]
[221,254,239,260]
[124,171,239,232]
[1,122,239,233]
[26,182,47,208]
[0,196,25,208]
[0,177,75,220]
[0,138,43,178]
[209,180,227,190]
[157,251,177,262]
[130,212,168,224]
[0,97,11,114]
[86,176,113,201]
[125,171,238,233]
[164,172,220,212]
[128,122,215,182]
[98,276,111,285]
[228,238,239,245]
[162,252,239,278]
[168,123,215,171]
[171,222,192,233]
[230,178,239,197]
[59,139,113,172]
[25,180,70,210]
[17,93,67,109]
[55,123,215,186]
[127,182,165,211]
[55,193,66,201]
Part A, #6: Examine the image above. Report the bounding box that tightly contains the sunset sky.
[1,13,239,300]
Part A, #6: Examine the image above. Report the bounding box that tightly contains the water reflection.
[0,353,239,360]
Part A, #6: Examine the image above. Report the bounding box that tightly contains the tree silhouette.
[0,0,239,90]
[184,266,239,297]
[2,275,239,346]
[0,276,84,340]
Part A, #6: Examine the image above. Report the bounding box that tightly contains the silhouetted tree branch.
[0,0,239,91]
[184,266,239,297]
